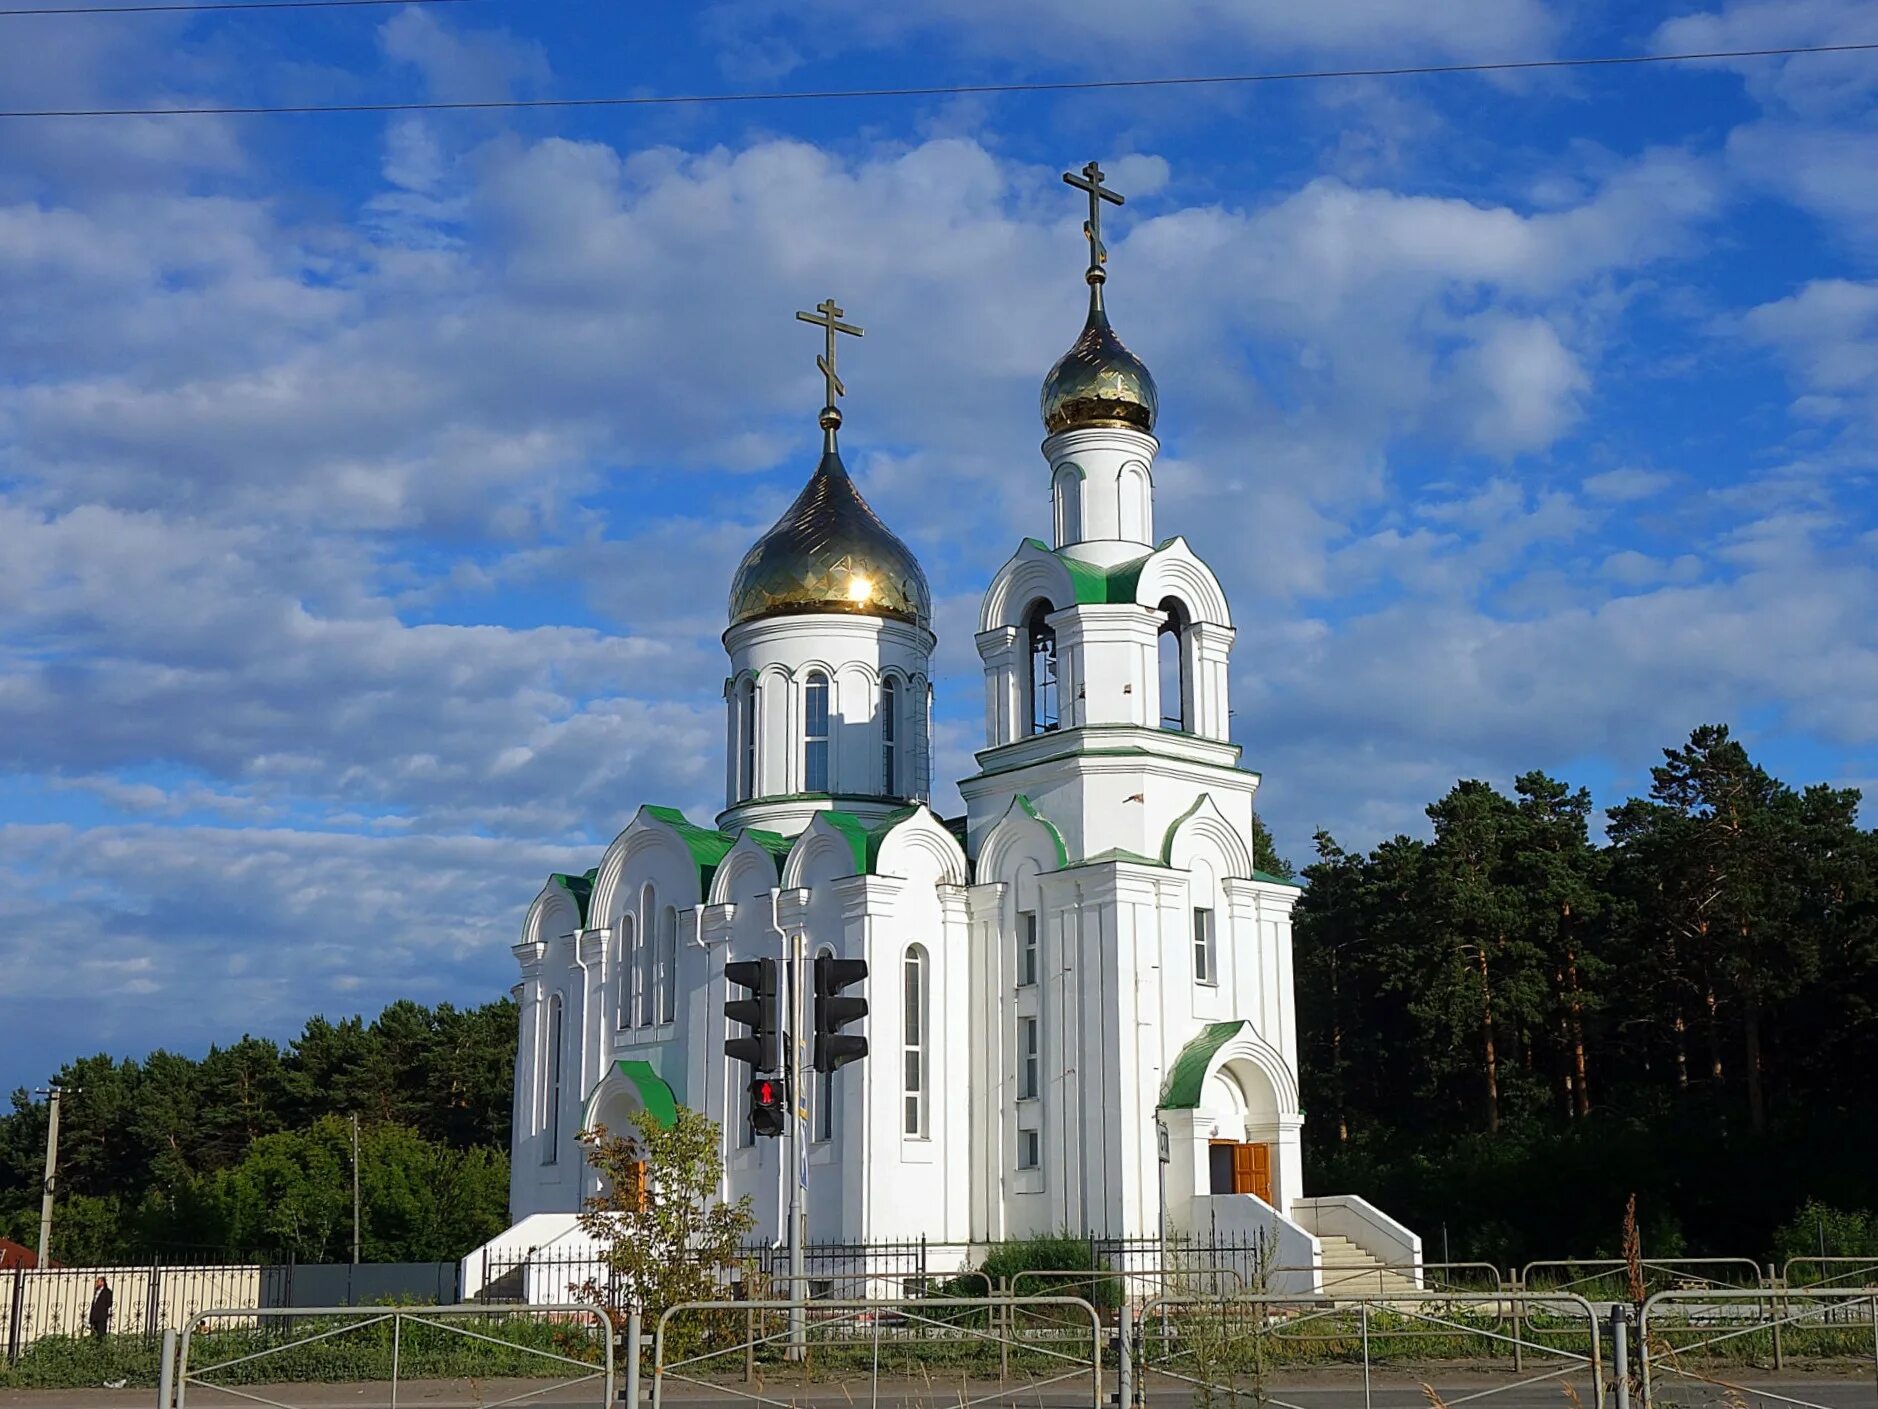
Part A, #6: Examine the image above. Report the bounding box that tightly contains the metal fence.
[3,1260,462,1363]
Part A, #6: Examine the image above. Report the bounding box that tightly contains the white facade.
[501,237,1420,1286]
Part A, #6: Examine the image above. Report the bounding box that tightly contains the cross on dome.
[795,297,863,448]
[1062,160,1124,289]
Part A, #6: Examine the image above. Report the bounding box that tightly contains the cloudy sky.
[2,0,1876,1090]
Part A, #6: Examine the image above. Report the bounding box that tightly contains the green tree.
[578,1106,754,1317]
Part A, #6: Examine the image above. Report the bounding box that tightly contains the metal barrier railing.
[1782,1256,1878,1291]
[174,1302,613,1409]
[1134,1289,1603,1409]
[1639,1284,1878,1405]
[650,1295,1104,1409]
[1522,1257,1764,1296]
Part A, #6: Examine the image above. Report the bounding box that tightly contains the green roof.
[617,1059,678,1130]
[820,806,922,874]
[1065,846,1163,869]
[1161,1021,1247,1109]
[548,869,598,926]
[643,806,738,892]
[1253,869,1303,889]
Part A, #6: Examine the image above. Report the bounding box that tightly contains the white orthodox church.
[490,164,1420,1293]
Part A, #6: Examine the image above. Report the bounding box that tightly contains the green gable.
[1161,1020,1247,1109]
[547,869,598,926]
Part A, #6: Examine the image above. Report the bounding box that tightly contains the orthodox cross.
[795,298,863,426]
[1062,160,1124,282]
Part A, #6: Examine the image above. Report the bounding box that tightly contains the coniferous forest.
[1294,725,1878,1265]
[3,724,1875,1268]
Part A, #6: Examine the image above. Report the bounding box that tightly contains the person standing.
[88,1276,112,1341]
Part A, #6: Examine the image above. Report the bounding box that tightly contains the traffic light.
[813,954,869,1074]
[724,958,780,1072]
[749,1074,788,1139]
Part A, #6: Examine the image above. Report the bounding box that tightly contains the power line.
[1,39,1874,118]
[0,0,469,13]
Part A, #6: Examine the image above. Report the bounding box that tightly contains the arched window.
[657,905,678,1024]
[1025,602,1058,735]
[635,884,656,1028]
[615,917,636,1030]
[737,677,757,801]
[1053,464,1081,543]
[1158,597,1188,731]
[542,994,564,1165]
[902,945,928,1137]
[804,672,831,792]
[881,676,898,796]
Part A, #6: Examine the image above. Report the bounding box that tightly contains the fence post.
[1511,1280,1524,1373]
[1768,1265,1783,1370]
[6,1266,24,1366]
[1610,1303,1630,1409]
[158,1327,177,1409]
[623,1305,641,1407]
[1114,1309,1133,1409]
[1360,1300,1372,1409]
[389,1311,401,1409]
[146,1261,161,1339]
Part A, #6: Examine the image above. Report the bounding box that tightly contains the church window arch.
[902,945,929,1137]
[542,994,564,1165]
[881,675,898,796]
[1118,461,1151,541]
[635,883,656,1028]
[736,677,757,801]
[657,905,678,1024]
[615,917,636,1030]
[1024,601,1059,735]
[1053,464,1082,543]
[804,672,831,792]
[1157,597,1189,731]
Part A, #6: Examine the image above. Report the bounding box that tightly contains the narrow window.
[1158,598,1188,731]
[1018,911,1038,987]
[881,676,898,796]
[542,995,563,1165]
[657,906,678,1024]
[903,946,927,1136]
[737,677,757,801]
[1017,1128,1041,1171]
[1194,907,1216,986]
[1018,1016,1040,1100]
[635,884,656,1027]
[1025,602,1058,735]
[805,672,830,792]
[615,917,636,1030]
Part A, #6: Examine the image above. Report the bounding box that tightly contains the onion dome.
[1040,298,1158,435]
[727,440,931,630]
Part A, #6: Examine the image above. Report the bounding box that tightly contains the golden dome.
[1041,299,1158,435]
[728,445,931,629]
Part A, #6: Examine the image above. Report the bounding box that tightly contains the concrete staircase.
[1315,1234,1419,1298]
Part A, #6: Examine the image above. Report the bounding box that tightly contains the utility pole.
[34,1084,76,1265]
[351,1112,361,1266]
[786,926,806,1361]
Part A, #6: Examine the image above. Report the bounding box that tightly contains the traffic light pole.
[786,924,807,1361]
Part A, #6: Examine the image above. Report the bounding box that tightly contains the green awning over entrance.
[1160,1021,1247,1109]
[617,1059,678,1130]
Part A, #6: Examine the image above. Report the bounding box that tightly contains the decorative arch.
[1161,1019,1300,1119]
[873,805,969,887]
[588,809,704,932]
[977,794,1069,883]
[1131,537,1231,628]
[1117,459,1152,542]
[1053,462,1083,544]
[979,540,1076,633]
[521,883,582,952]
[708,834,786,907]
[782,814,865,890]
[1163,793,1255,880]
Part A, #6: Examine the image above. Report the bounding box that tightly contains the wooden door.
[1231,1143,1273,1203]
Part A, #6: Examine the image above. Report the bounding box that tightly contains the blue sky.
[3,0,1877,1091]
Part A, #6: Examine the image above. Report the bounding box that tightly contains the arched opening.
[804,671,831,792]
[635,883,656,1028]
[1053,464,1082,544]
[1024,601,1059,735]
[1202,1059,1282,1204]
[736,677,757,801]
[542,994,563,1166]
[657,905,678,1024]
[902,945,928,1137]
[615,917,635,1030]
[1158,597,1189,731]
[1118,462,1152,542]
[881,675,898,797]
